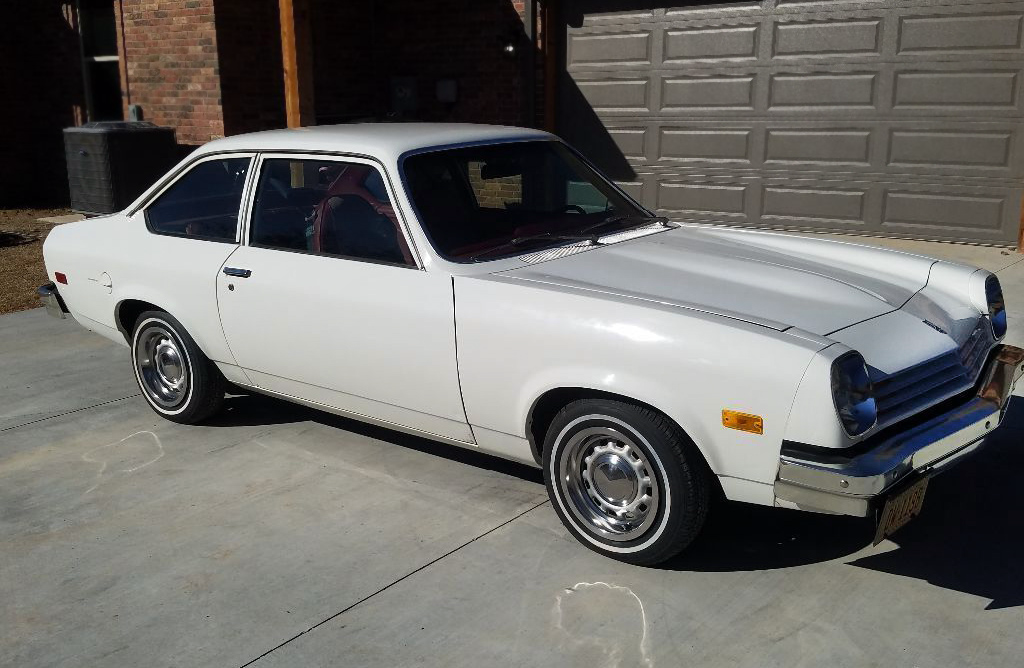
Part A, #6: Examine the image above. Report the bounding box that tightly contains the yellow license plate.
[873,477,929,545]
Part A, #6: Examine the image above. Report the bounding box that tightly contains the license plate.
[873,477,929,545]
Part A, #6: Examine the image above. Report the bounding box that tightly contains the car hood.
[497,225,937,336]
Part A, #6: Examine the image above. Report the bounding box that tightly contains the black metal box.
[63,121,177,214]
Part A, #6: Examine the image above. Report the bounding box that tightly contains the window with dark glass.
[249,159,413,266]
[145,157,251,241]
[402,140,650,262]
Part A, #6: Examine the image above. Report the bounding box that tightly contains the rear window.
[145,157,251,242]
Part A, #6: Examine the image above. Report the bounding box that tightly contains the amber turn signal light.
[722,410,763,435]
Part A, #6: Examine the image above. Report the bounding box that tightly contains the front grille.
[958,318,991,376]
[871,318,993,428]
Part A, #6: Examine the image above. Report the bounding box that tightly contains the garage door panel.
[657,181,751,216]
[662,74,758,109]
[607,126,649,160]
[664,24,761,62]
[883,190,1008,231]
[765,129,873,165]
[660,128,753,162]
[639,172,1020,242]
[888,130,1014,170]
[762,186,869,224]
[898,13,1024,54]
[601,119,1021,177]
[769,71,879,108]
[568,31,654,66]
[576,78,651,112]
[563,0,1024,243]
[773,18,882,57]
[773,0,1021,13]
[892,69,1020,110]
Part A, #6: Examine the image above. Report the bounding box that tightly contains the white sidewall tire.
[542,399,709,565]
[132,316,196,417]
[549,414,672,554]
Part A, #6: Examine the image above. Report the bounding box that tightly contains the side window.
[145,157,251,241]
[249,158,413,266]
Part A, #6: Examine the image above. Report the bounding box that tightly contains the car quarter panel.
[42,213,239,364]
[453,274,826,490]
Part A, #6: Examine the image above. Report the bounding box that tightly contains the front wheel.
[543,399,710,565]
[131,310,225,424]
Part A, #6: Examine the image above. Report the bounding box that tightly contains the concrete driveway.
[3,238,1023,668]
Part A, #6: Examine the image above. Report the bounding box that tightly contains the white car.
[40,123,1022,564]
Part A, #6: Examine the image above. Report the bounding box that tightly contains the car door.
[215,153,473,443]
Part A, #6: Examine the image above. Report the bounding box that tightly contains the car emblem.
[922,320,947,335]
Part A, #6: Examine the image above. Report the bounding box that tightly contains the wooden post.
[279,0,315,128]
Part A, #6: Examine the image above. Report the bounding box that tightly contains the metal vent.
[518,242,594,264]
[598,223,666,244]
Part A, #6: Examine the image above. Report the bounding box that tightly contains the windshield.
[402,140,653,262]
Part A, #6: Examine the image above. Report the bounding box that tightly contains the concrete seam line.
[239,498,552,668]
[996,255,1024,271]
[0,395,139,433]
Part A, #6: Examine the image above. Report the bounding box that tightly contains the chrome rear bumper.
[38,282,69,319]
[775,344,1024,517]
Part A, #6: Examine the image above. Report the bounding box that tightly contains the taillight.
[55,272,68,285]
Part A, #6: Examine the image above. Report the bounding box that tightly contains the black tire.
[130,310,225,424]
[543,399,710,565]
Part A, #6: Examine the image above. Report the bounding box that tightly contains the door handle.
[223,267,252,278]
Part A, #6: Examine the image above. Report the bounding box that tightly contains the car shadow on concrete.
[207,391,544,484]
[668,399,1024,611]
[847,399,1024,610]
[209,391,1023,608]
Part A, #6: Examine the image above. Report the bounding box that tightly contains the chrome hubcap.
[135,323,189,410]
[559,425,659,542]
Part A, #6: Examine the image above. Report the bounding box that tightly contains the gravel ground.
[0,208,70,315]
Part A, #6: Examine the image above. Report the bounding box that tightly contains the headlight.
[831,352,877,437]
[986,275,1007,339]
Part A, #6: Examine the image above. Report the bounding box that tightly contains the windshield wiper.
[466,232,600,263]
[464,215,673,263]
[511,231,601,246]
[578,214,672,236]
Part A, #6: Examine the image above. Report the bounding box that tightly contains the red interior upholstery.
[311,166,414,264]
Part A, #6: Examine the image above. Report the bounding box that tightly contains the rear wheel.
[543,399,710,565]
[131,310,225,424]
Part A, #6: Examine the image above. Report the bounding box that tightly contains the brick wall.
[0,2,85,206]
[119,0,224,144]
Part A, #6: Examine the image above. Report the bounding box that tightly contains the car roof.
[194,123,554,162]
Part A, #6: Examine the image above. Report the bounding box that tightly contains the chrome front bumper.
[775,344,1024,517]
[38,282,69,319]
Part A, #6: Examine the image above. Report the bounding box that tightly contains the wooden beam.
[278,0,315,128]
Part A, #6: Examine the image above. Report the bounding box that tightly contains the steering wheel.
[560,204,587,215]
